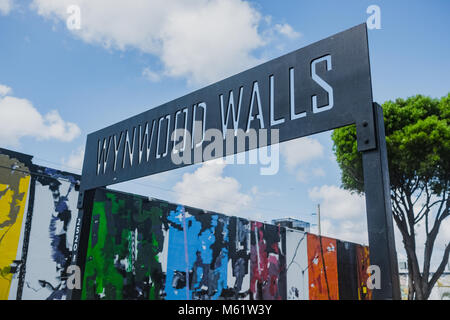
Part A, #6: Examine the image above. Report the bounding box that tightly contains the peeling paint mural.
[0,147,372,300]
[250,222,286,300]
[307,234,339,300]
[337,241,358,300]
[356,244,372,300]
[80,189,303,301]
[81,189,167,300]
[79,187,371,301]
[285,230,308,300]
[20,166,80,300]
[0,149,81,300]
[225,217,251,300]
[165,205,229,300]
[0,152,31,300]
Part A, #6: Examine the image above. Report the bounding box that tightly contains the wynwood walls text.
[80,24,373,189]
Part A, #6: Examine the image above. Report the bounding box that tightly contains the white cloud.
[30,0,299,85]
[0,0,13,15]
[62,146,85,173]
[274,23,301,39]
[295,167,326,183]
[308,184,366,220]
[307,184,369,244]
[250,185,280,198]
[173,159,252,215]
[438,217,450,244]
[312,167,326,178]
[280,137,324,171]
[296,169,308,182]
[142,67,161,82]
[0,85,81,146]
[320,218,368,245]
[0,84,12,96]
[281,137,325,182]
[158,0,264,84]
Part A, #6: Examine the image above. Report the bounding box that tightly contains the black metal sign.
[72,23,401,300]
[80,23,375,190]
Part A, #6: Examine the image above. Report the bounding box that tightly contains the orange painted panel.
[307,234,339,300]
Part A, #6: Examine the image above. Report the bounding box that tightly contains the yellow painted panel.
[0,155,31,300]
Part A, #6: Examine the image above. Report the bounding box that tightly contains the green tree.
[332,94,450,300]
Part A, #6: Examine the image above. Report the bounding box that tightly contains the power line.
[2,155,307,219]
[126,179,303,218]
[33,157,82,173]
[0,165,79,185]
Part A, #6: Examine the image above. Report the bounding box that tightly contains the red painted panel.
[250,221,286,300]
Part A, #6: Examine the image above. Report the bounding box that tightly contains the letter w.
[97,137,111,175]
[220,87,243,139]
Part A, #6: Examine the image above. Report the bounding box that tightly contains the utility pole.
[317,204,321,236]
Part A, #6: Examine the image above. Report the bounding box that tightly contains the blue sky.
[0,0,449,264]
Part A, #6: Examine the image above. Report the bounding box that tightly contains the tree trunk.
[391,189,449,300]
[407,259,415,300]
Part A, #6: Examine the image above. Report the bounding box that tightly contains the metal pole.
[361,103,401,300]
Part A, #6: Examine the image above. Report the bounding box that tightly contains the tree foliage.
[332,93,450,300]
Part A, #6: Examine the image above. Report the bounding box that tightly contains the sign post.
[69,23,400,300]
[362,103,401,299]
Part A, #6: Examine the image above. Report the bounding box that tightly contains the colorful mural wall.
[79,188,371,301]
[81,189,168,300]
[356,244,372,300]
[0,149,80,300]
[0,147,372,300]
[166,205,232,300]
[20,166,80,300]
[81,188,251,300]
[249,222,286,300]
